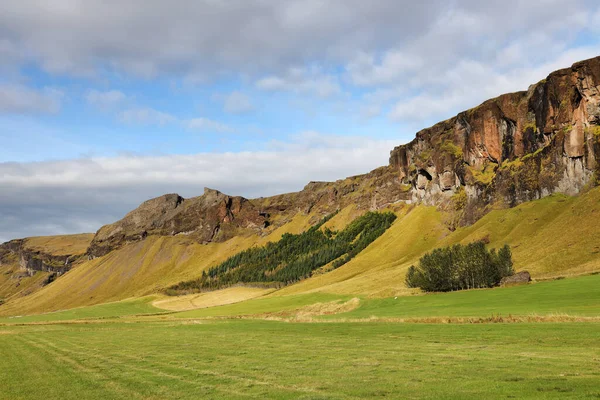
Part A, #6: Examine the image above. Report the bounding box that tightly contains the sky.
[1,0,600,242]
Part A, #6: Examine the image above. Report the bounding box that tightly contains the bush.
[406,242,513,292]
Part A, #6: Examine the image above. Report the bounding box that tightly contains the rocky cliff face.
[88,167,411,256]
[0,239,79,277]
[389,56,600,223]
[88,56,600,256]
[87,188,271,257]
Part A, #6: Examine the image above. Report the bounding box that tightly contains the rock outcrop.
[389,56,600,223]
[500,271,531,286]
[0,239,79,277]
[87,56,600,257]
[88,167,412,256]
[87,189,270,257]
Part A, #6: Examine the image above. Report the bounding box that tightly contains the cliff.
[87,56,600,255]
[389,56,600,223]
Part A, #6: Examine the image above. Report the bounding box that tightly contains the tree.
[406,242,514,292]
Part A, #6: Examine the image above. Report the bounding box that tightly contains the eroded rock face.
[0,239,77,277]
[87,166,413,257]
[87,189,269,257]
[389,56,600,221]
[87,56,600,257]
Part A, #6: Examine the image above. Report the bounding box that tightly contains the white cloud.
[118,107,177,125]
[389,46,600,121]
[256,67,342,98]
[0,132,402,241]
[186,117,235,133]
[85,89,127,109]
[0,84,63,114]
[346,51,424,87]
[220,91,254,114]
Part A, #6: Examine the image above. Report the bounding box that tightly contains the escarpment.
[88,167,411,257]
[0,234,93,294]
[87,56,600,257]
[389,56,600,224]
[87,189,270,257]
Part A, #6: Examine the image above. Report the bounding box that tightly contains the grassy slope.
[3,272,599,322]
[152,287,275,311]
[0,233,94,303]
[334,273,600,319]
[274,188,600,298]
[24,233,94,256]
[4,188,600,316]
[1,320,599,399]
[0,264,50,301]
[0,213,316,316]
[159,273,599,319]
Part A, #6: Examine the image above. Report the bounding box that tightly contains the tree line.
[405,241,514,292]
[167,211,397,295]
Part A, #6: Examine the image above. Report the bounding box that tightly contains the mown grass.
[0,297,162,324]
[1,320,599,399]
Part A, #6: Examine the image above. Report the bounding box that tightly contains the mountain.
[1,56,600,315]
[89,56,600,253]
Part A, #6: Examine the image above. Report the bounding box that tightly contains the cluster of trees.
[167,211,396,295]
[405,242,514,292]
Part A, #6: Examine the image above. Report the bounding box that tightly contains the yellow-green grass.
[5,187,600,317]
[152,287,274,311]
[0,297,162,324]
[174,292,347,318]
[1,320,599,399]
[439,191,600,278]
[0,212,317,316]
[0,233,94,302]
[24,233,94,256]
[321,204,359,231]
[0,265,51,301]
[272,188,600,298]
[272,204,445,297]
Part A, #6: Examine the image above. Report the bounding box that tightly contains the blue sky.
[1,0,600,241]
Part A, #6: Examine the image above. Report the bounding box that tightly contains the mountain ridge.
[86,56,600,255]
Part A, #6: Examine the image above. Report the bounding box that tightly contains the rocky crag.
[87,56,600,256]
[0,236,92,290]
[389,56,600,223]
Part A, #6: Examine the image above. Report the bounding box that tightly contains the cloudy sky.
[1,0,600,242]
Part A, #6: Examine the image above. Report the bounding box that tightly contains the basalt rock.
[88,166,411,257]
[0,239,80,277]
[389,56,600,223]
[87,56,600,257]
[87,189,269,257]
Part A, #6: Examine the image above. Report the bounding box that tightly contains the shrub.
[406,242,513,292]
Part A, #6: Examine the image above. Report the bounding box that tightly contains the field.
[1,320,599,399]
[2,274,600,399]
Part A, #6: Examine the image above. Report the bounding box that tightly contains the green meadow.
[1,321,599,399]
[1,274,600,399]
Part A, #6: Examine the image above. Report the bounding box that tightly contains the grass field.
[2,274,600,398]
[1,320,599,399]
[0,297,163,324]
